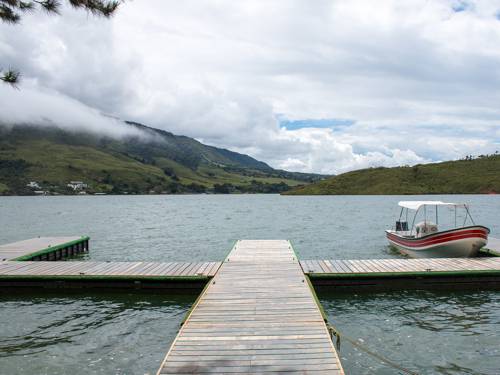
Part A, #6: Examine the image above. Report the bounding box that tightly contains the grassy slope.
[0,139,170,193]
[285,156,500,195]
[0,125,309,195]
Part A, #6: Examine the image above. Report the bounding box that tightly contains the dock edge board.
[0,275,212,292]
[0,274,212,282]
[305,269,500,279]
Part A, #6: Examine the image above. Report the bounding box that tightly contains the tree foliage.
[0,0,121,86]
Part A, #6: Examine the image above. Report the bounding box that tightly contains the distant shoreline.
[284,155,500,196]
[0,192,497,197]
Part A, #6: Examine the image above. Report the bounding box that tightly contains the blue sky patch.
[452,1,470,12]
[280,118,355,131]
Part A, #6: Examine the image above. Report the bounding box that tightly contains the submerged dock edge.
[0,274,211,293]
[308,270,500,291]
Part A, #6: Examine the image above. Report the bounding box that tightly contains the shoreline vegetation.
[284,154,500,195]
[0,123,325,196]
[1,123,499,196]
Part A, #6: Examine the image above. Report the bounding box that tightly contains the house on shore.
[67,181,88,191]
[26,181,41,189]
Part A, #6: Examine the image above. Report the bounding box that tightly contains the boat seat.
[396,221,408,231]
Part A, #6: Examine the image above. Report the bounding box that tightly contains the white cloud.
[1,0,500,174]
[0,81,144,138]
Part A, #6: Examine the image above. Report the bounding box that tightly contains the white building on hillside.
[26,181,41,189]
[67,181,88,191]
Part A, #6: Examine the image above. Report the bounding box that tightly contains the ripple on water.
[320,290,500,375]
[0,292,194,375]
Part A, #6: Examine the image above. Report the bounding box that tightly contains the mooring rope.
[327,324,419,375]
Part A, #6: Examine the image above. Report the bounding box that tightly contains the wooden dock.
[0,261,221,291]
[0,237,89,261]
[3,235,500,372]
[302,257,500,290]
[157,240,344,374]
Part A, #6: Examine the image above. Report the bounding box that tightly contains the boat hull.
[386,226,489,258]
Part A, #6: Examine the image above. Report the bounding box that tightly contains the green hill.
[284,155,500,195]
[0,123,324,195]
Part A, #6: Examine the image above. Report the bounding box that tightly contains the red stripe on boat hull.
[386,226,489,258]
[387,228,488,248]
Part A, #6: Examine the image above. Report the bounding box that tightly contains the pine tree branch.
[68,0,120,17]
[0,69,21,87]
[19,1,35,11]
[0,0,18,6]
[0,0,122,86]
[0,3,21,23]
[34,0,61,14]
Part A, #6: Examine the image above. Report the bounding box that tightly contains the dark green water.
[320,290,500,375]
[0,195,499,374]
[0,292,193,375]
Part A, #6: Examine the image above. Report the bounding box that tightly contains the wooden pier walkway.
[0,237,89,261]
[157,240,344,374]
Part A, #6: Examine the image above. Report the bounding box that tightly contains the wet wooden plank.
[150,262,176,275]
[80,262,122,275]
[180,262,203,276]
[194,262,210,276]
[325,260,344,273]
[206,262,221,276]
[337,260,355,273]
[142,262,171,276]
[363,259,387,273]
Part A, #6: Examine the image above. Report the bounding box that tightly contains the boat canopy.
[398,201,466,210]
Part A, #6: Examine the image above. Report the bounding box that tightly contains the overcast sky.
[1,0,500,174]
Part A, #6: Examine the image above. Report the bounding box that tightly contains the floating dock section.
[0,261,220,291]
[157,240,344,374]
[0,237,89,261]
[302,257,500,290]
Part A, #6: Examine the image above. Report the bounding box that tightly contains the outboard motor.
[395,221,408,231]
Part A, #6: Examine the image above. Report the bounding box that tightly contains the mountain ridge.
[0,121,325,195]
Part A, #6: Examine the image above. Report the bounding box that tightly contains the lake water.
[0,195,499,374]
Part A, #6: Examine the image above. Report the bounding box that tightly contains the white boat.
[386,201,489,258]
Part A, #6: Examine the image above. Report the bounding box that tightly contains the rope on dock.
[327,324,419,375]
